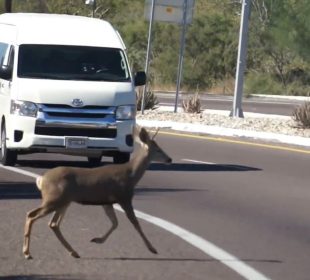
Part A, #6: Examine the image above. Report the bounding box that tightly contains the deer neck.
[130,144,151,182]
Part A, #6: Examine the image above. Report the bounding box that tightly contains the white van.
[0,13,146,166]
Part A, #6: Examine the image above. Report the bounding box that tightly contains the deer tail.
[36,176,43,191]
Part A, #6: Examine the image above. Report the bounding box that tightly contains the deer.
[23,127,172,260]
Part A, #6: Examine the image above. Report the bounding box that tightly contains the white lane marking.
[182,158,216,165]
[115,206,271,280]
[0,164,39,179]
[0,164,271,280]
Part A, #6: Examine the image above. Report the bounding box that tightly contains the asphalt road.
[0,133,309,280]
[156,93,304,116]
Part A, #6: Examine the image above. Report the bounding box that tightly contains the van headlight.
[116,105,136,120]
[11,100,38,117]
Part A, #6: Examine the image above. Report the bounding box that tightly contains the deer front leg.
[23,206,53,259]
[91,204,118,244]
[48,205,80,258]
[120,202,158,254]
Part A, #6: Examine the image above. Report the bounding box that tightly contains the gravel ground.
[137,109,310,138]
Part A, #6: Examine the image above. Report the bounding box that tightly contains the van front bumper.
[6,114,135,156]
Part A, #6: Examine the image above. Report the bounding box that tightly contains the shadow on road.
[103,256,282,264]
[17,159,94,168]
[135,187,201,195]
[0,182,198,200]
[15,160,261,173]
[149,163,262,172]
[0,182,40,200]
[0,276,85,280]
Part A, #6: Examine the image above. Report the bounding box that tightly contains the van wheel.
[1,125,17,166]
[113,152,130,164]
[87,156,102,167]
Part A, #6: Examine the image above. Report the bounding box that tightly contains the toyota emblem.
[72,98,84,107]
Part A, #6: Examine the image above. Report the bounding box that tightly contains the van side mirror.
[134,71,146,87]
[0,66,13,80]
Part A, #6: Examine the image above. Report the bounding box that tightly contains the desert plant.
[182,91,201,113]
[292,102,310,128]
[136,88,159,111]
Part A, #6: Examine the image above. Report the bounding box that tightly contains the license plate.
[65,137,88,148]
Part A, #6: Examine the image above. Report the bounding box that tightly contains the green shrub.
[182,92,201,113]
[136,88,159,111]
[245,72,310,96]
[292,102,310,128]
[244,72,284,96]
[285,82,310,96]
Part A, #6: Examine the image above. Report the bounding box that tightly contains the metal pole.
[174,0,188,113]
[141,0,156,114]
[230,0,251,118]
[92,0,96,17]
[4,0,12,12]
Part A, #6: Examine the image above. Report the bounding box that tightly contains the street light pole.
[92,0,96,17]
[85,0,96,17]
[174,0,189,113]
[141,0,156,114]
[230,0,251,118]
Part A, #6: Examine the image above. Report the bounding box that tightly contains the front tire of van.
[113,152,130,164]
[1,125,17,166]
[87,156,102,167]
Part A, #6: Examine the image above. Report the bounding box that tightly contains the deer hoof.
[24,254,33,260]
[71,251,80,258]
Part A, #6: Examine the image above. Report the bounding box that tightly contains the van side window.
[0,42,9,67]
[7,46,15,70]
[0,44,14,80]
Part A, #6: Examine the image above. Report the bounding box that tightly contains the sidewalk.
[137,107,310,148]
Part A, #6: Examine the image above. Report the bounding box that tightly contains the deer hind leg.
[91,204,118,244]
[48,204,80,258]
[120,202,157,254]
[23,206,54,259]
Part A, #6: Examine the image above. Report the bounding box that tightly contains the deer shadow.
[104,256,282,264]
[149,163,261,172]
[16,159,94,169]
[16,160,261,173]
[0,182,40,200]
[0,276,84,280]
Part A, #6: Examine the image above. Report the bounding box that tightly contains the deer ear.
[139,127,150,143]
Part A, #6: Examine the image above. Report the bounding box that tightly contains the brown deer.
[23,127,172,259]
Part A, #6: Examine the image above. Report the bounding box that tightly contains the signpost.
[144,0,194,24]
[144,0,195,113]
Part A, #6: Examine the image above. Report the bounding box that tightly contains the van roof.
[0,13,125,49]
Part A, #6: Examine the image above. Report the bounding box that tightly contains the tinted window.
[18,44,131,82]
[0,42,9,67]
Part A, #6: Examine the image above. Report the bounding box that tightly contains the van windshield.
[18,44,131,82]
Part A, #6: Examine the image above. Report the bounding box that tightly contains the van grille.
[39,104,115,119]
[35,127,117,138]
[35,104,117,138]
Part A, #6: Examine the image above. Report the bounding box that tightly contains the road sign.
[145,0,195,24]
[143,0,195,113]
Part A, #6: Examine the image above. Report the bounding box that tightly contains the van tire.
[113,152,130,164]
[1,125,17,166]
[87,156,102,167]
